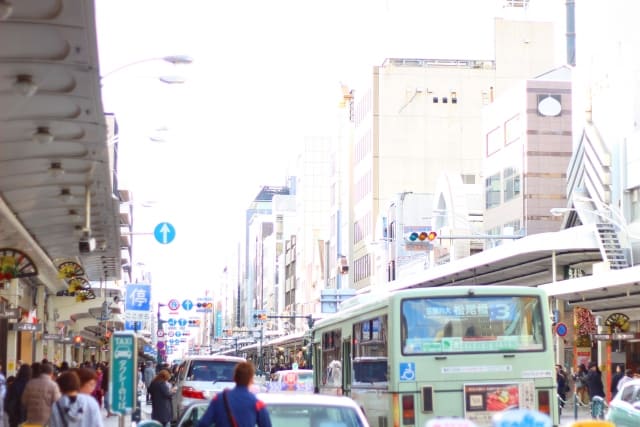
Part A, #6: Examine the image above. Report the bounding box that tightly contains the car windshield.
[187,361,237,382]
[268,404,366,427]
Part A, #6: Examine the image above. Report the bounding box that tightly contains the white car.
[176,392,370,427]
[173,355,245,420]
[267,369,314,393]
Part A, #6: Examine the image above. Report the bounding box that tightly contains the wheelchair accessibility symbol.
[399,362,416,381]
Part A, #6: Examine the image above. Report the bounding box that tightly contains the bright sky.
[95,0,565,303]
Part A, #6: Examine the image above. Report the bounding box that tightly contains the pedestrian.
[73,367,98,396]
[610,364,624,397]
[585,361,605,419]
[197,361,272,427]
[573,363,589,405]
[4,364,31,427]
[92,365,104,407]
[0,362,7,427]
[148,369,175,427]
[49,370,103,427]
[556,364,569,415]
[100,362,115,417]
[144,361,155,404]
[21,362,61,426]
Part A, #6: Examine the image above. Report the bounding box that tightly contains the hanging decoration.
[574,306,597,347]
[0,248,38,281]
[57,261,85,280]
[604,312,630,333]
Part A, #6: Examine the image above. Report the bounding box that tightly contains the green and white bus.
[311,285,558,427]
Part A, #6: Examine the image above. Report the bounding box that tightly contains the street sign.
[178,318,188,327]
[555,322,568,337]
[12,323,42,332]
[43,333,62,340]
[109,331,137,415]
[154,222,176,244]
[125,284,151,322]
[182,299,193,311]
[167,299,180,311]
[0,308,21,319]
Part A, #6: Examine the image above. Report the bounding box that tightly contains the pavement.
[102,400,152,427]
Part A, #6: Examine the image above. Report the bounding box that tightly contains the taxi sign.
[109,331,137,415]
[426,418,477,427]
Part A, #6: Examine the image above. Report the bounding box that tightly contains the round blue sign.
[154,222,176,244]
[555,322,568,337]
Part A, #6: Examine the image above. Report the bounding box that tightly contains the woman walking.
[4,364,31,427]
[148,369,175,427]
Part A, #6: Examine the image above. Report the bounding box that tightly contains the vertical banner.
[109,331,137,414]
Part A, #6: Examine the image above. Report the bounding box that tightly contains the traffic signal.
[188,319,201,327]
[73,335,83,345]
[407,230,437,242]
[197,302,213,310]
[253,313,268,321]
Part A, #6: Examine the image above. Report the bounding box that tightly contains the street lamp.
[100,54,194,81]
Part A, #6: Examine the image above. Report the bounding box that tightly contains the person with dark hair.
[611,364,624,397]
[72,367,98,396]
[49,370,103,427]
[585,361,605,419]
[197,361,272,427]
[148,369,175,426]
[21,362,60,426]
[4,363,31,427]
[573,363,589,405]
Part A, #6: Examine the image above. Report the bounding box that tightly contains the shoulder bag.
[222,389,239,427]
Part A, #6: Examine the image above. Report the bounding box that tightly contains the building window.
[503,167,521,202]
[486,126,503,156]
[505,114,521,145]
[485,173,501,209]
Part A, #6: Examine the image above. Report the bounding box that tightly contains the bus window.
[353,358,388,384]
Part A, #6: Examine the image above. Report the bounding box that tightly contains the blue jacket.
[197,386,271,427]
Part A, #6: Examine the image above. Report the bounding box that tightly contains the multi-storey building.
[347,14,556,290]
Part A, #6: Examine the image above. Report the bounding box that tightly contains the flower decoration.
[67,277,90,294]
[0,248,37,280]
[74,289,96,302]
[0,254,22,280]
[574,306,597,336]
[57,261,85,280]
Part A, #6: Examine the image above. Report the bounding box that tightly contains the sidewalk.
[102,401,152,427]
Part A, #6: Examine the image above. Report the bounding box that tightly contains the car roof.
[181,355,245,363]
[257,392,360,408]
[275,369,313,375]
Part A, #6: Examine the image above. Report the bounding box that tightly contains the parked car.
[606,378,640,427]
[267,369,314,393]
[173,355,245,420]
[176,392,370,427]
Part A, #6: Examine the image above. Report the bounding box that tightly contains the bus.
[311,285,558,427]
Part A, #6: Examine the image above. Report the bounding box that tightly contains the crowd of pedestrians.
[1,359,112,427]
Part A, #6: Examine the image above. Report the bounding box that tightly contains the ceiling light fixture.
[33,126,54,144]
[48,162,64,177]
[0,1,13,20]
[68,209,81,222]
[60,188,73,203]
[13,74,38,97]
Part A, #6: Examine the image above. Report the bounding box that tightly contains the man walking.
[197,362,271,427]
[144,361,155,404]
[21,362,61,426]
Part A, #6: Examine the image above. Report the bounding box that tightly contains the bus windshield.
[401,294,544,355]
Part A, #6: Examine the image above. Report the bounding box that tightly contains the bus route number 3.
[400,362,416,381]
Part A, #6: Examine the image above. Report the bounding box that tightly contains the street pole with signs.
[109,331,137,426]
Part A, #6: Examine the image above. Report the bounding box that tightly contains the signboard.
[12,323,42,332]
[464,382,536,426]
[0,308,21,319]
[109,331,137,414]
[125,283,151,322]
[555,322,568,337]
[43,333,62,340]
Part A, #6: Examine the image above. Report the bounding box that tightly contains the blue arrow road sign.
[154,222,176,244]
[178,318,187,327]
[182,299,193,311]
[168,318,177,327]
